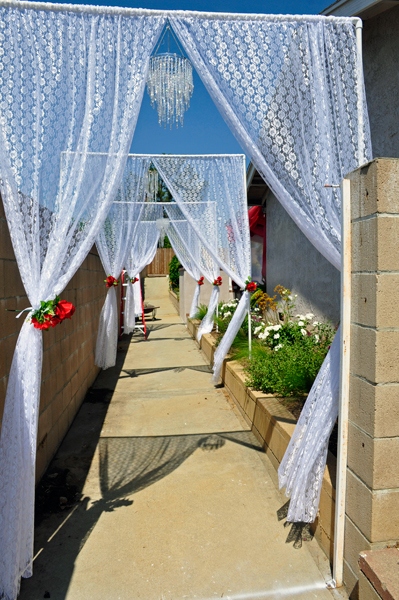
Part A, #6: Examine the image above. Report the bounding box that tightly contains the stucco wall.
[266,192,340,324]
[363,5,399,159]
[179,269,233,323]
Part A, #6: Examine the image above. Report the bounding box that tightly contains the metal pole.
[333,178,352,588]
[332,22,363,588]
[356,20,365,166]
[119,270,125,339]
[248,299,252,360]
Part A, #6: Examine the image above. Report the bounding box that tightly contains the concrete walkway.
[20,277,346,600]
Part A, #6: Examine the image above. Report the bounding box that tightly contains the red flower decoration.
[30,297,76,330]
[131,277,139,284]
[197,277,204,286]
[213,276,222,286]
[246,281,257,292]
[31,316,52,330]
[105,275,118,288]
[55,300,75,321]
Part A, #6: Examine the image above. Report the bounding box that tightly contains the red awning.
[248,205,265,237]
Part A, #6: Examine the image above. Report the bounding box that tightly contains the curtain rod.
[0,1,361,25]
[60,151,246,159]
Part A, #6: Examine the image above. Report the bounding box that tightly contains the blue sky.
[44,0,330,160]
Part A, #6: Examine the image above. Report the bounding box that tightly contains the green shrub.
[245,328,333,397]
[168,255,181,289]
[193,304,208,320]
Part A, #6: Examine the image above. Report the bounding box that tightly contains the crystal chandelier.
[147,24,194,129]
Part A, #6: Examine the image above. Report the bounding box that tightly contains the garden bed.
[187,317,337,562]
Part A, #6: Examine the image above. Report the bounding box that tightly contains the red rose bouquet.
[245,280,257,292]
[30,297,75,330]
[213,276,222,287]
[197,277,205,286]
[105,275,118,288]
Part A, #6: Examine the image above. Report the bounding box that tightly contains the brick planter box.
[187,317,337,562]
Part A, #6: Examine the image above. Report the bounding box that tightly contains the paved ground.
[20,277,346,600]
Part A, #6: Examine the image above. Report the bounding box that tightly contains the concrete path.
[20,277,346,600]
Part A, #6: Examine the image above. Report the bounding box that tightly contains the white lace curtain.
[95,159,150,369]
[0,7,165,599]
[164,204,221,336]
[169,15,372,521]
[152,155,251,375]
[124,203,162,334]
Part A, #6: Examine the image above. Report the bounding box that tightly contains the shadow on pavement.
[21,430,265,600]
[277,501,314,549]
[121,364,212,378]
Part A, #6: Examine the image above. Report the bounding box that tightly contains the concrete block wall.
[0,197,107,483]
[344,158,399,598]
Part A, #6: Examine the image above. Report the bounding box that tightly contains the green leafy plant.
[193,304,208,320]
[162,235,172,248]
[168,255,181,290]
[213,288,336,399]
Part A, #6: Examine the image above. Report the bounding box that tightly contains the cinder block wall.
[0,197,107,483]
[345,158,399,598]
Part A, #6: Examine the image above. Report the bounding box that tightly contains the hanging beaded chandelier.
[147,23,194,129]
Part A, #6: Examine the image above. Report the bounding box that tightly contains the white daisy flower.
[314,334,319,341]
[305,313,314,319]
[301,328,307,336]
[273,333,280,339]
[274,343,283,351]
[313,321,319,326]
[298,321,304,327]
[224,311,231,318]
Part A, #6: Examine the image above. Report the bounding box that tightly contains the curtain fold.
[169,15,372,521]
[0,8,165,598]
[124,205,162,334]
[163,208,215,331]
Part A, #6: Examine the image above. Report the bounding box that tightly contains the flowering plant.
[213,276,222,286]
[131,277,139,284]
[197,276,205,286]
[30,297,75,330]
[244,278,257,292]
[105,275,118,288]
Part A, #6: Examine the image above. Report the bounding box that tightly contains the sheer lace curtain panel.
[124,204,162,334]
[95,158,151,369]
[165,204,220,341]
[152,155,251,370]
[0,7,166,599]
[164,214,206,319]
[169,15,372,520]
